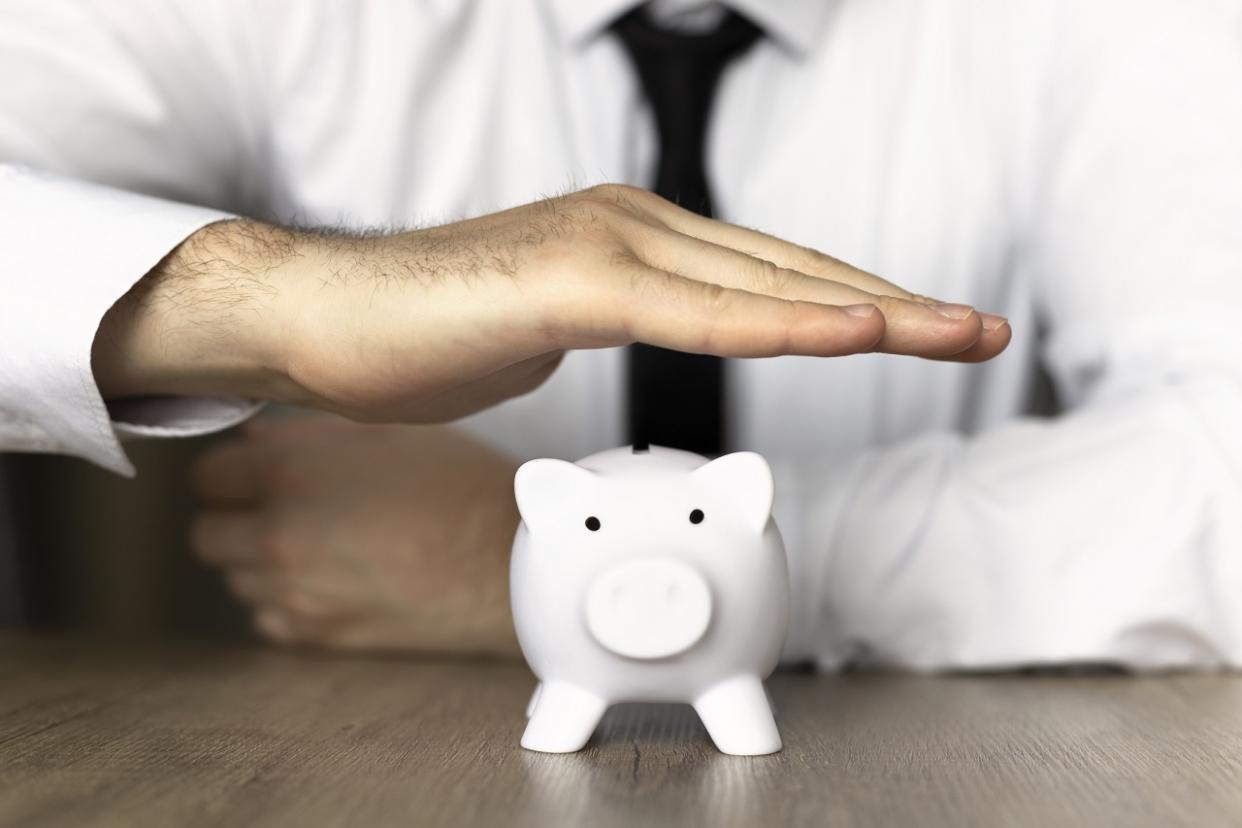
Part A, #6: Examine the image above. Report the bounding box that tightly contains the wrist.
[92,219,308,405]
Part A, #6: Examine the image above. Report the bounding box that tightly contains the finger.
[254,608,297,643]
[631,194,1011,360]
[255,602,355,646]
[633,194,919,299]
[190,512,268,567]
[562,260,887,358]
[936,314,1012,363]
[225,568,280,607]
[191,441,267,505]
[634,233,990,359]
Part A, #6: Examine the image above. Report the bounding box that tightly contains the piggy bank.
[511,445,789,755]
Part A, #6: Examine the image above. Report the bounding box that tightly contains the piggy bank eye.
[585,516,601,531]
[689,509,705,525]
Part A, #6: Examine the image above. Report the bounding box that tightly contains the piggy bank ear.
[693,452,774,533]
[514,458,596,529]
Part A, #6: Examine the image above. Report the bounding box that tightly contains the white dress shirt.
[2,0,1241,670]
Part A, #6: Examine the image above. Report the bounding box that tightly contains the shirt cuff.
[111,397,265,440]
[0,165,241,476]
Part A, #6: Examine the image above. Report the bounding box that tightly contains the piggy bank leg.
[694,675,782,756]
[525,683,542,718]
[521,682,606,753]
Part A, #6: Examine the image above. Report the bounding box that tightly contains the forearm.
[77,184,1008,466]
[797,371,1242,671]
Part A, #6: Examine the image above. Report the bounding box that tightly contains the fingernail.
[932,303,976,320]
[843,303,878,318]
[981,313,1009,331]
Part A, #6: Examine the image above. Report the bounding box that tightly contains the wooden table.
[3,634,1242,827]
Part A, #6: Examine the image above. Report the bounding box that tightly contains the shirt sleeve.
[0,0,269,476]
[790,0,1242,670]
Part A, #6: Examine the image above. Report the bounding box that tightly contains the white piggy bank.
[511,445,789,756]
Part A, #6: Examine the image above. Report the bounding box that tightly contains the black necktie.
[613,6,762,456]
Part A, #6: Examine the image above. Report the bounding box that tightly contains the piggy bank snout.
[584,558,712,660]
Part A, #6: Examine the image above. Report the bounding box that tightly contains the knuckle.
[582,182,617,198]
[685,284,732,352]
[607,218,659,259]
[535,204,625,257]
[793,243,834,273]
[584,182,638,202]
[582,209,637,247]
[700,280,731,314]
[569,195,632,230]
[753,259,791,295]
[576,183,622,210]
[578,183,660,216]
[874,294,908,317]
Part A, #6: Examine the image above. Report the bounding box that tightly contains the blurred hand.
[95,184,1010,424]
[190,415,521,656]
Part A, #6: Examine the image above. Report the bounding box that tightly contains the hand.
[93,185,1010,423]
[190,415,522,655]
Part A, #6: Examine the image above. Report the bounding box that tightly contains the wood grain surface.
[3,633,1242,828]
